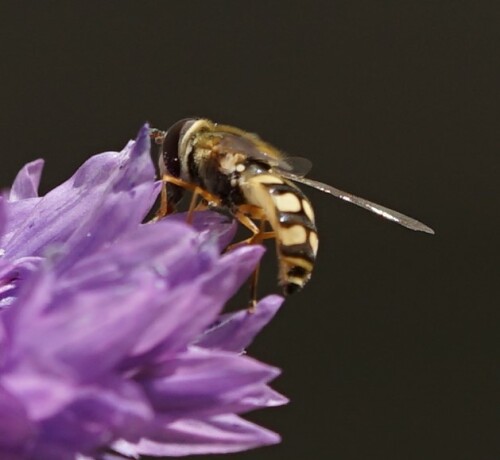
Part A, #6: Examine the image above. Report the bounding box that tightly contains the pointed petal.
[135,414,280,456]
[141,348,280,418]
[132,245,265,357]
[197,295,284,352]
[9,159,44,201]
[54,181,160,272]
[3,125,157,264]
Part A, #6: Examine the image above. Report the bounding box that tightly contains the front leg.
[156,174,221,220]
[155,180,170,219]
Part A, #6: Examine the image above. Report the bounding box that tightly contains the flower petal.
[167,211,237,251]
[1,270,82,420]
[34,378,152,459]
[9,159,44,201]
[2,265,53,343]
[56,220,204,295]
[141,347,280,418]
[0,198,42,248]
[0,197,6,239]
[128,413,280,456]
[4,260,163,383]
[3,125,157,265]
[12,279,166,382]
[0,256,43,309]
[0,385,33,455]
[130,244,265,357]
[2,367,81,421]
[0,126,286,458]
[196,295,284,352]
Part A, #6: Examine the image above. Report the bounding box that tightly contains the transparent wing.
[217,133,312,176]
[280,172,435,234]
[249,154,312,176]
[274,156,312,177]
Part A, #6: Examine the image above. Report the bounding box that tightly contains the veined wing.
[280,172,435,234]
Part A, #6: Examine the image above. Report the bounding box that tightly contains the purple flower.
[0,125,286,459]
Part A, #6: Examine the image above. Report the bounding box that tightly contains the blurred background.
[1,1,498,459]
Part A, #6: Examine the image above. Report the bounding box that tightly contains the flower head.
[0,126,286,459]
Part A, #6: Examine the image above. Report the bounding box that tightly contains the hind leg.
[226,211,275,311]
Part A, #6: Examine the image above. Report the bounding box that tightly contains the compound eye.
[161,119,191,178]
[159,118,198,209]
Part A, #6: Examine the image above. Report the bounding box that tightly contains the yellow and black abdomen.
[239,169,319,295]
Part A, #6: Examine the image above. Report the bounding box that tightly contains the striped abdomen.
[239,170,319,295]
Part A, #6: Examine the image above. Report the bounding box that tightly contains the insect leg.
[228,206,275,246]
[225,212,261,251]
[247,219,269,311]
[227,211,275,310]
[155,181,169,219]
[186,185,223,223]
[237,204,266,220]
[247,259,260,312]
[186,187,204,224]
[156,175,192,219]
[157,175,221,221]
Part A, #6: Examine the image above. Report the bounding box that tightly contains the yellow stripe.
[281,256,313,272]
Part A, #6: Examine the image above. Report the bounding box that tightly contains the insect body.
[152,118,433,298]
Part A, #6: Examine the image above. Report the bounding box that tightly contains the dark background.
[1,1,499,459]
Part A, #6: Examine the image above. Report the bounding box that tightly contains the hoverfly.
[151,118,433,304]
